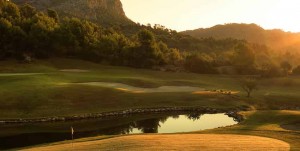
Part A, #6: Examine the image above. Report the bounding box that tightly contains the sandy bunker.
[70,82,205,93]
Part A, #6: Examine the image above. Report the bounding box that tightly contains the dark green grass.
[0,58,299,119]
[199,110,300,150]
[1,59,299,150]
[20,110,300,151]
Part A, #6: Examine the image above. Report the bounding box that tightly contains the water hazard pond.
[0,112,238,150]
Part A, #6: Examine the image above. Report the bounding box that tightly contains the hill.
[9,0,222,52]
[182,23,300,51]
[9,1,258,54]
[3,0,300,73]
[11,0,133,26]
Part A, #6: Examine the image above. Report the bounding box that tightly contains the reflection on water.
[131,113,237,134]
[0,112,237,150]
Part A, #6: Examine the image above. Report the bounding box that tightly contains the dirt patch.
[60,69,90,72]
[24,134,290,151]
[281,122,300,131]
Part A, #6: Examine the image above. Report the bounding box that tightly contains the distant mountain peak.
[181,23,300,49]
[12,0,133,26]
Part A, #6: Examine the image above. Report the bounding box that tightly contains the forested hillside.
[1,0,300,76]
[0,1,184,68]
[182,23,300,53]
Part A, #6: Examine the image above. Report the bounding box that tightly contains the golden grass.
[23,134,290,151]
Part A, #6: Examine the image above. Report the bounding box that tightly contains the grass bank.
[0,58,299,119]
[21,110,300,150]
[1,58,299,150]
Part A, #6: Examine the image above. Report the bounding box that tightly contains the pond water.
[0,112,238,150]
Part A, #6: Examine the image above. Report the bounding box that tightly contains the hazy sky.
[120,0,300,32]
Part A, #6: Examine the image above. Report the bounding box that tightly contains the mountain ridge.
[181,23,300,50]
[11,0,133,26]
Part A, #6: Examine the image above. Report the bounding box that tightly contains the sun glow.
[121,0,300,32]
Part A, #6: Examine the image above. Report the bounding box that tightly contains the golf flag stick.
[71,127,74,149]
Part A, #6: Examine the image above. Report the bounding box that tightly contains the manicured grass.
[1,58,299,150]
[0,58,299,119]
[22,134,290,151]
[22,110,300,151]
[199,110,300,150]
[0,58,246,119]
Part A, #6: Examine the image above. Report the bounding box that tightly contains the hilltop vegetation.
[0,1,183,68]
[1,1,300,150]
[182,23,300,49]
[182,23,300,66]
[1,0,300,76]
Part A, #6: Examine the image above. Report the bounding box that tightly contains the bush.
[293,65,300,75]
[260,64,284,78]
[184,53,217,74]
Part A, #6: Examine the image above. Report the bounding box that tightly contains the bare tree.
[241,78,258,98]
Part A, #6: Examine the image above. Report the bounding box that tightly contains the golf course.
[0,58,299,150]
[1,0,300,150]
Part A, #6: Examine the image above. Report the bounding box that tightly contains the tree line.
[1,0,300,76]
[0,1,182,68]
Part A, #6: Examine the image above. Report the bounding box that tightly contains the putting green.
[23,134,290,151]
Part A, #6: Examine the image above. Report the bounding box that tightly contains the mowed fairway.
[0,58,300,119]
[22,134,290,151]
[0,59,300,150]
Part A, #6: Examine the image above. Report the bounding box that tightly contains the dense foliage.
[0,1,182,68]
[182,23,300,67]
[293,65,300,75]
[0,1,297,76]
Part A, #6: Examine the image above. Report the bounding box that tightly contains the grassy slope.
[22,134,290,151]
[0,58,246,119]
[199,110,300,150]
[22,110,300,150]
[1,58,299,150]
[0,58,299,119]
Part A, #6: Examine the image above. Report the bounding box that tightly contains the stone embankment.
[0,106,248,124]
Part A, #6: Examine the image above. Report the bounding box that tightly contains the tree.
[57,18,102,56]
[20,3,36,18]
[0,18,12,58]
[47,9,59,23]
[233,43,256,74]
[241,78,258,98]
[292,65,300,75]
[137,29,155,45]
[129,29,164,68]
[184,53,217,74]
[0,0,20,20]
[260,63,283,78]
[280,61,292,76]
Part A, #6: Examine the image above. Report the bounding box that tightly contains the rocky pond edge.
[0,106,249,124]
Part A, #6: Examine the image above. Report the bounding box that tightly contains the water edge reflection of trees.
[96,113,203,134]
